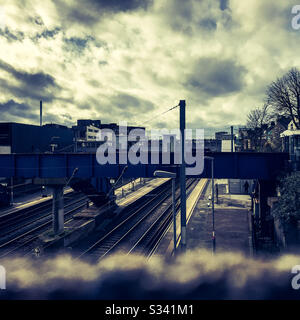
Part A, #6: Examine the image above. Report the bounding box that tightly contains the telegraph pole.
[40,100,43,126]
[212,158,215,253]
[179,100,186,252]
[231,125,234,152]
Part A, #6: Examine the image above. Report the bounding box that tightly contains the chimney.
[40,100,42,126]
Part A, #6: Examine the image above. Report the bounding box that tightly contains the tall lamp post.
[154,170,177,254]
[205,156,216,254]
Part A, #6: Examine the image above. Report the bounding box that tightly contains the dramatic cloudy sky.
[0,0,299,136]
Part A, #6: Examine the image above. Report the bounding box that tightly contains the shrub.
[273,171,300,226]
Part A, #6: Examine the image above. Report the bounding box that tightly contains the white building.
[280,120,300,164]
[85,125,100,141]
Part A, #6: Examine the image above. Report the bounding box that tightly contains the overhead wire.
[132,103,179,128]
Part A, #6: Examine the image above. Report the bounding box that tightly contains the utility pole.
[40,100,43,126]
[154,170,177,254]
[231,125,234,152]
[205,156,216,254]
[172,177,176,254]
[179,100,186,252]
[212,158,215,253]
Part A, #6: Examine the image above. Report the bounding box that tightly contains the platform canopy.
[280,129,300,137]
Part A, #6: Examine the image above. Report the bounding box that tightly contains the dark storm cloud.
[54,0,153,27]
[0,79,55,103]
[109,93,154,117]
[1,251,300,299]
[82,93,154,124]
[65,36,91,49]
[161,0,234,34]
[63,36,95,54]
[0,27,25,42]
[0,99,38,121]
[162,0,193,33]
[0,60,57,90]
[220,0,229,11]
[32,27,61,41]
[0,99,31,113]
[198,18,217,31]
[88,0,153,12]
[0,60,60,105]
[168,0,193,20]
[0,24,60,43]
[43,113,66,125]
[0,99,70,125]
[186,57,247,98]
[63,7,98,26]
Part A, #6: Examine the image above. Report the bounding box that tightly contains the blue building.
[0,122,74,154]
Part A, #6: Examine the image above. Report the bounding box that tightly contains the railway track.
[0,192,85,241]
[129,179,209,257]
[0,178,154,258]
[78,178,198,261]
[0,196,89,258]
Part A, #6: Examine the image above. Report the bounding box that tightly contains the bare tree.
[246,104,270,151]
[246,104,270,129]
[266,68,300,129]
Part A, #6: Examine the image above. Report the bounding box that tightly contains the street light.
[154,170,177,254]
[205,156,216,254]
[50,136,60,153]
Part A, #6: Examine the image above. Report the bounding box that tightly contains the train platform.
[115,178,169,212]
[154,179,252,256]
[154,178,209,255]
[72,178,165,220]
[0,188,74,217]
[0,178,147,218]
[114,178,151,201]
